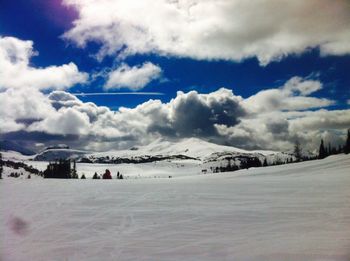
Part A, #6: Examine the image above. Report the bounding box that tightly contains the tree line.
[207,128,350,174]
[318,129,350,159]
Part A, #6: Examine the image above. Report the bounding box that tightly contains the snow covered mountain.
[34,148,88,161]
[85,137,293,165]
[2,137,295,166]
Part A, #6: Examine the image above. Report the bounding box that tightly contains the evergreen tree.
[294,140,302,162]
[338,144,343,154]
[344,129,350,154]
[0,153,3,179]
[263,158,268,167]
[319,139,327,159]
[92,172,99,179]
[81,174,86,179]
[71,160,78,178]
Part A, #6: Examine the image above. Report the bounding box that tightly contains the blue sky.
[0,0,349,152]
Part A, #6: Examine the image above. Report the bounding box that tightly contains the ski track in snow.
[1,154,350,261]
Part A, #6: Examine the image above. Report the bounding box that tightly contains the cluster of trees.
[0,153,41,179]
[43,160,124,179]
[209,129,350,174]
[43,160,77,179]
[80,154,196,164]
[318,129,350,159]
[210,156,265,173]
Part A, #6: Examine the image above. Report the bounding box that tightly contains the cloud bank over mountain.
[1,68,348,152]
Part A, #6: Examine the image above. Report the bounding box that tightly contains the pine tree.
[294,140,302,162]
[92,172,99,179]
[319,139,327,159]
[344,129,350,154]
[338,144,342,154]
[263,158,268,167]
[0,153,3,179]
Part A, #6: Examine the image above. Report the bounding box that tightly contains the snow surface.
[90,137,280,159]
[0,150,33,161]
[1,137,293,165]
[1,154,350,261]
[26,159,202,179]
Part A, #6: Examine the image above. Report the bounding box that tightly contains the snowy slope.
[1,150,34,161]
[1,154,350,261]
[2,137,291,164]
[88,137,288,162]
[34,148,89,161]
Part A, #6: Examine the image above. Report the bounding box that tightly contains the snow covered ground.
[1,154,350,261]
[26,159,202,179]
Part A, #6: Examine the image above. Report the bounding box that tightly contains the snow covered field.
[26,159,203,179]
[1,154,350,261]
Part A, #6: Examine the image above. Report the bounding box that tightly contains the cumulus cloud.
[0,88,56,132]
[29,107,91,135]
[1,75,347,152]
[243,77,334,113]
[166,88,245,137]
[63,0,350,65]
[105,62,162,90]
[0,36,88,90]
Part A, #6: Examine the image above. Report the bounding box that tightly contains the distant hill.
[86,137,293,165]
[34,148,88,161]
[3,137,305,167]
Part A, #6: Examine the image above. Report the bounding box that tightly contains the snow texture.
[1,154,350,261]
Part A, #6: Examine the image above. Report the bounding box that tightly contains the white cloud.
[63,0,350,65]
[29,107,91,135]
[243,77,333,113]
[0,88,56,133]
[105,62,162,90]
[1,76,347,152]
[0,36,88,90]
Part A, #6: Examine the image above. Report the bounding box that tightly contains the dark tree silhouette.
[71,160,78,179]
[344,129,350,154]
[319,139,327,159]
[44,159,72,179]
[81,174,86,179]
[338,144,343,154]
[263,158,268,167]
[92,172,100,179]
[294,140,302,162]
[0,153,3,179]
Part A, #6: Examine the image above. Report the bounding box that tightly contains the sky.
[0,0,349,153]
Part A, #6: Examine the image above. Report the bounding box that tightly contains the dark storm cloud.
[148,88,246,138]
[266,119,289,135]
